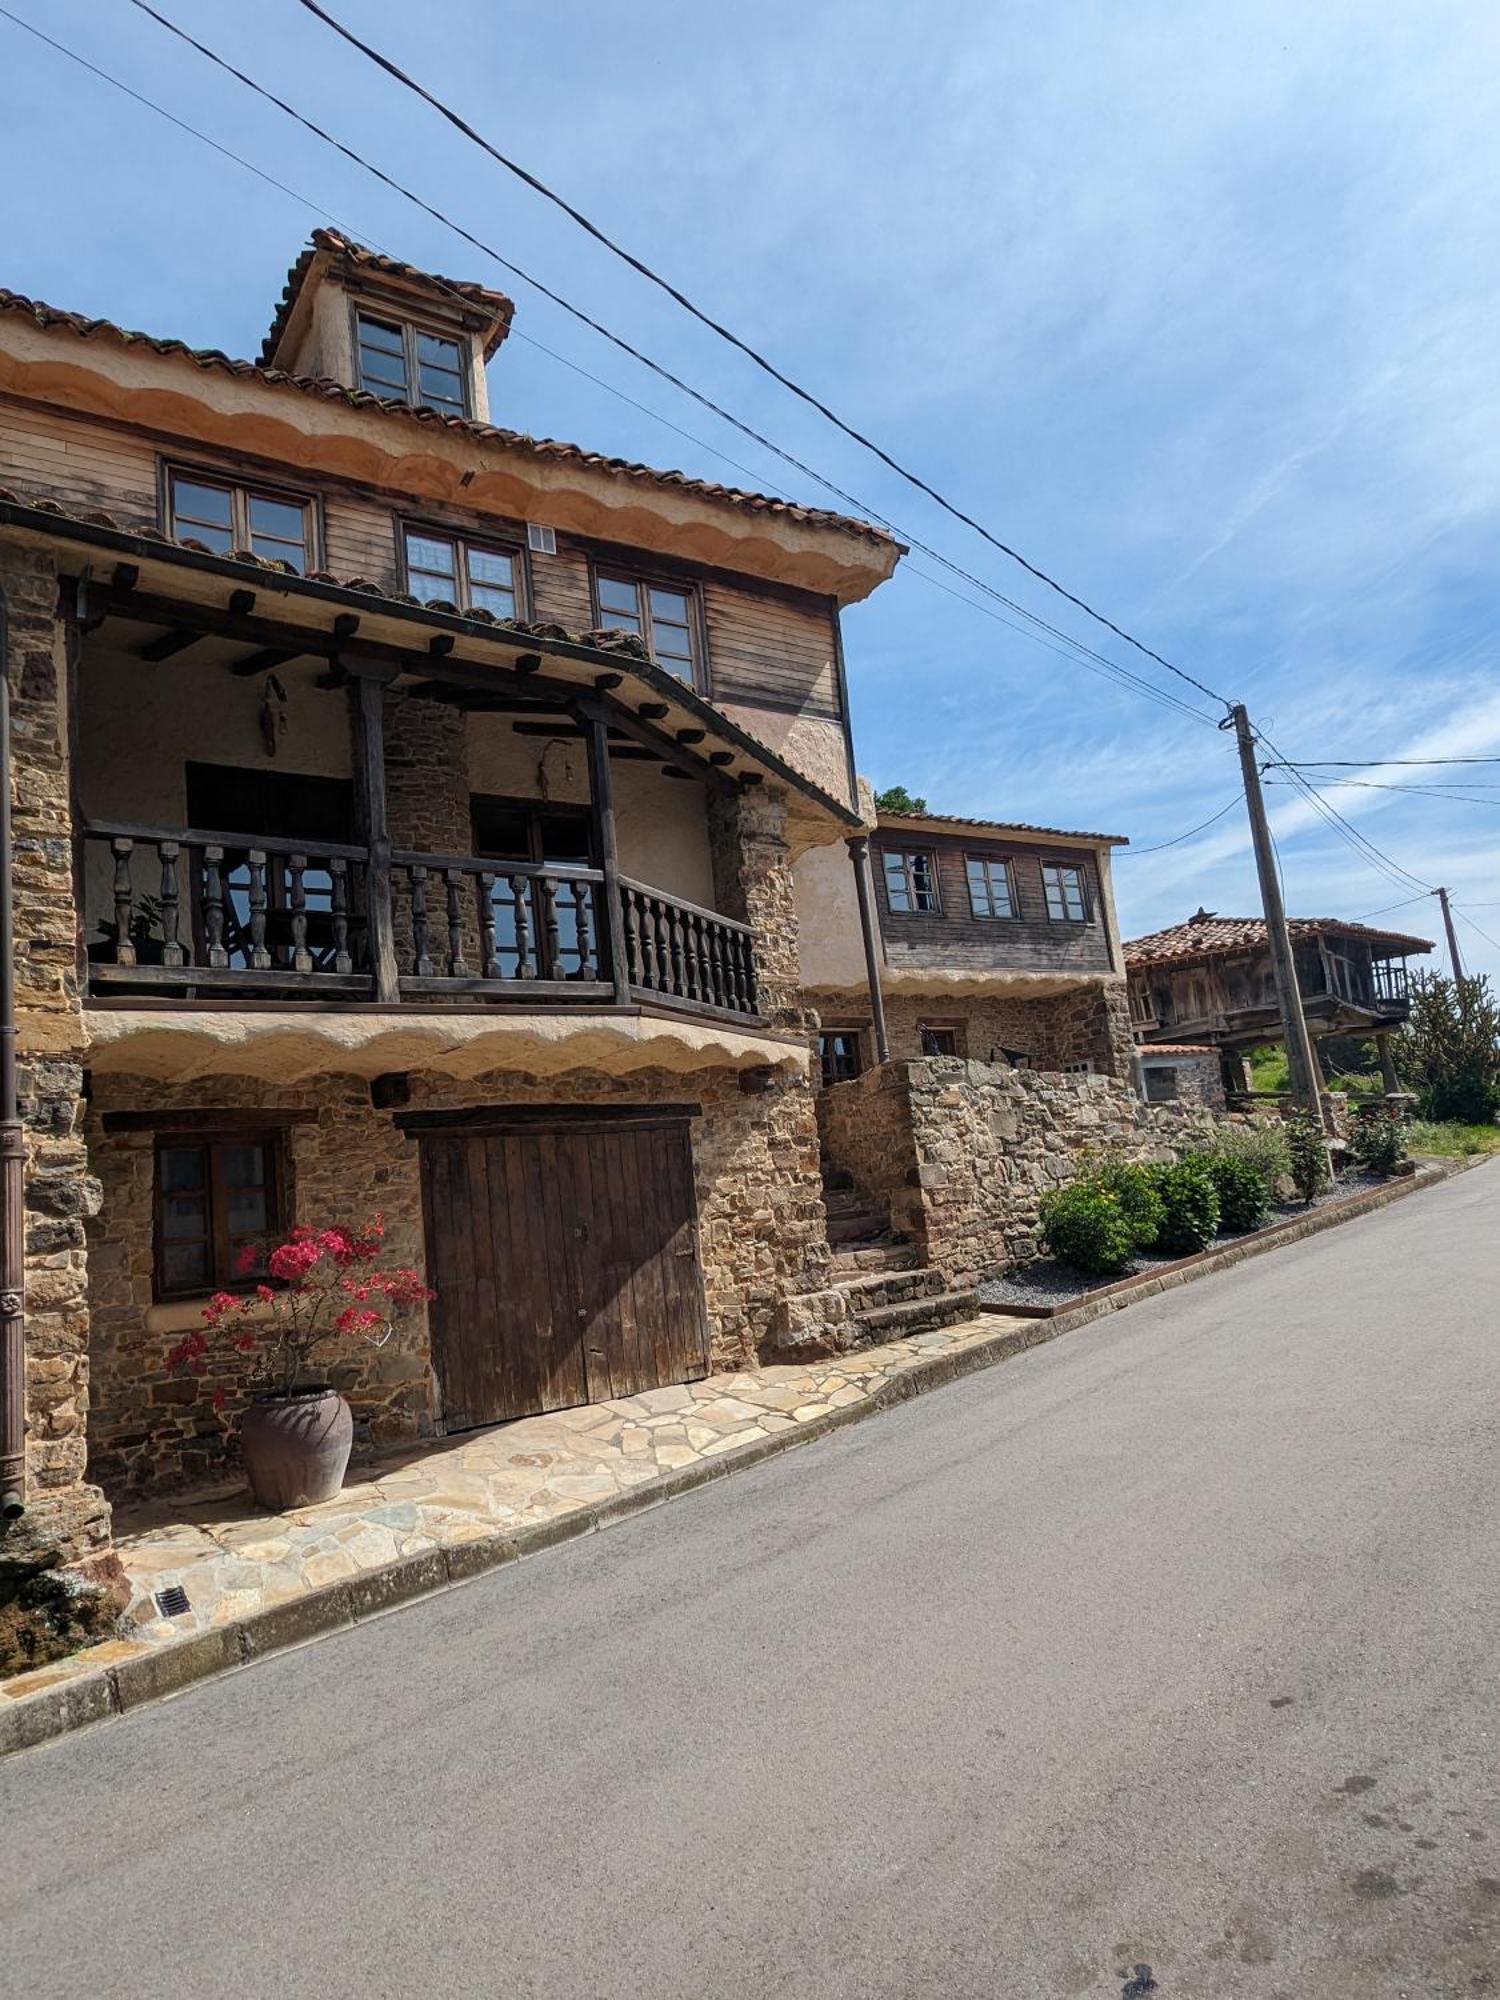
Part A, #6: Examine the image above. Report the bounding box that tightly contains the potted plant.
[168,1218,433,1510]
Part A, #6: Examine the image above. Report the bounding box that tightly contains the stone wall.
[709,785,805,1029]
[2,539,111,1568]
[85,1058,831,1500]
[1137,1047,1227,1110]
[817,1057,1236,1287]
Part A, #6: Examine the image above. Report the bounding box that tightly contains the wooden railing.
[1372,961,1410,1007]
[619,875,757,1018]
[81,822,761,1022]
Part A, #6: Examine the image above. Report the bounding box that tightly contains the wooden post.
[1229,704,1321,1116]
[581,704,632,1008]
[1376,1030,1401,1096]
[0,597,24,1519]
[1435,886,1465,985]
[350,673,399,1003]
[846,834,890,1065]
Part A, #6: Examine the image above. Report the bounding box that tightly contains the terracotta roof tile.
[877,808,1128,846]
[261,229,515,364]
[0,282,895,551]
[1125,913,1433,968]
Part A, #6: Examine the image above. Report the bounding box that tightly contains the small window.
[1041,864,1089,922]
[919,1024,961,1058]
[594,572,701,684]
[356,312,468,417]
[965,855,1017,919]
[818,1030,864,1087]
[881,849,939,914]
[154,1131,283,1299]
[1143,1067,1179,1103]
[404,528,520,620]
[167,471,312,573]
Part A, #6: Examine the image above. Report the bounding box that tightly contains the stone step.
[830,1241,923,1277]
[826,1209,893,1245]
[834,1267,949,1312]
[846,1289,980,1348]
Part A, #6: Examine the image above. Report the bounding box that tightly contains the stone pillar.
[0,540,109,1570]
[707,785,807,1030]
[380,690,471,854]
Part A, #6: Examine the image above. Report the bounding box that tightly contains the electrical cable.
[1116,796,1240,855]
[1270,757,1500,770]
[288,0,1233,711]
[1357,894,1435,922]
[1454,909,1500,954]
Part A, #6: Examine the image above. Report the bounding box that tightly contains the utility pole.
[1227,704,1322,1115]
[1434,886,1465,985]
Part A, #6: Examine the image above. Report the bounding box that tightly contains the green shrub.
[1039,1182,1137,1276]
[1421,1071,1500,1126]
[1090,1159,1165,1249]
[1350,1111,1408,1176]
[1215,1120,1292,1193]
[1284,1110,1331,1203]
[1149,1158,1221,1255]
[1198,1152,1272,1233]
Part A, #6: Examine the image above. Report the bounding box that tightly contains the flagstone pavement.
[3,1314,1015,1712]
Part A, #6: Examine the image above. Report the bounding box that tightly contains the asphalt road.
[6,1165,1499,1999]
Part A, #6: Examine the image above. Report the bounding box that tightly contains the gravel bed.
[976,1172,1393,1310]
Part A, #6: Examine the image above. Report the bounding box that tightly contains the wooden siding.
[1,393,845,723]
[873,830,1115,976]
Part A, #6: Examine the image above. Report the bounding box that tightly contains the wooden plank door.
[419,1118,709,1431]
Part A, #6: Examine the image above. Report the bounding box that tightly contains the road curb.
[2,1148,1489,1759]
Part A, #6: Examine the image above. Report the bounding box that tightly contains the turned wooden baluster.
[409,865,434,976]
[477,872,501,979]
[444,868,471,978]
[109,838,137,967]
[620,885,641,986]
[741,937,758,1013]
[728,931,749,1014]
[670,903,689,997]
[287,854,312,974]
[537,874,562,981]
[682,912,700,1001]
[157,839,185,968]
[575,883,597,980]
[706,921,726,1011]
[329,858,352,973]
[202,845,228,967]
[245,851,272,969]
[512,875,533,978]
[655,900,674,993]
[634,891,655,987]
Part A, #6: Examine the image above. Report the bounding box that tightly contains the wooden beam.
[584,706,633,1008]
[111,563,139,594]
[227,589,257,617]
[428,634,455,657]
[707,751,735,767]
[232,647,298,679]
[675,728,706,745]
[514,652,543,677]
[638,702,670,721]
[594,672,623,692]
[138,626,202,663]
[332,613,360,641]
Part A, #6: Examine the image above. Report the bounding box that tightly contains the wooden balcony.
[82,821,761,1025]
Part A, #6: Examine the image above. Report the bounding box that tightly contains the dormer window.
[355,311,468,416]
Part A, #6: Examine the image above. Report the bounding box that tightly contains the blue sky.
[4,0,1499,979]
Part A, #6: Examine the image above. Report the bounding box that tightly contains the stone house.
[1126,910,1434,1095]
[0,231,911,1561]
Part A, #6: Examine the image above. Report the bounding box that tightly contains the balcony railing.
[82,821,760,1023]
[1371,960,1410,1007]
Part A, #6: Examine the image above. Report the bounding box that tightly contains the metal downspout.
[0,592,25,1520]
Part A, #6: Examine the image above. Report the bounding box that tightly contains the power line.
[1257,733,1435,897]
[284,0,1235,713]
[1268,776,1500,807]
[1357,894,1435,922]
[1270,757,1500,769]
[1455,909,1500,954]
[3,3,1216,732]
[1116,796,1240,855]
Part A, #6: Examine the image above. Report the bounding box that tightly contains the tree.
[1395,972,1500,1124]
[874,784,928,814]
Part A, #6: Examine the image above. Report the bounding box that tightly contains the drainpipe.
[846,835,890,1065]
[0,592,24,1521]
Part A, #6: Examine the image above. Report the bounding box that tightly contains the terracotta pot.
[240,1387,353,1511]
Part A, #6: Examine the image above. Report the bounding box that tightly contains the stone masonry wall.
[817,1056,1237,1287]
[866,981,1134,1077]
[85,1059,830,1501]
[2,538,110,1568]
[709,785,804,1029]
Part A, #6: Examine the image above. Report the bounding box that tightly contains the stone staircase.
[820,1184,977,1346]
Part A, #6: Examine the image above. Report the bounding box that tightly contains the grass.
[1405,1119,1500,1158]
[1247,1046,1290,1093]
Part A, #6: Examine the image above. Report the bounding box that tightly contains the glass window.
[919,1025,960,1057]
[1042,864,1088,922]
[404,529,518,619]
[881,849,939,914]
[595,572,700,683]
[154,1133,282,1299]
[167,471,311,573]
[819,1030,863,1087]
[965,855,1016,919]
[357,314,469,416]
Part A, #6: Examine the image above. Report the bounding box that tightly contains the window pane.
[162,1240,212,1292]
[162,1193,208,1241]
[358,315,404,356]
[418,371,466,414]
[227,1186,268,1236]
[416,330,461,367]
[248,496,305,544]
[882,851,911,912]
[160,1144,207,1194]
[597,575,640,618]
[470,583,516,618]
[467,547,513,589]
[406,534,456,580]
[223,1143,266,1190]
[647,585,690,621]
[171,480,232,529]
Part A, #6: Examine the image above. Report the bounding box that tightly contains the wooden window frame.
[818,1028,865,1087]
[353,307,471,418]
[918,1021,964,1058]
[400,522,529,621]
[163,463,318,573]
[589,566,708,691]
[964,853,1019,920]
[152,1128,286,1302]
[880,847,941,916]
[1041,862,1090,924]
[469,793,597,865]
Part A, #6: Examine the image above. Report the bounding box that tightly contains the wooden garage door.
[418,1115,710,1430]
